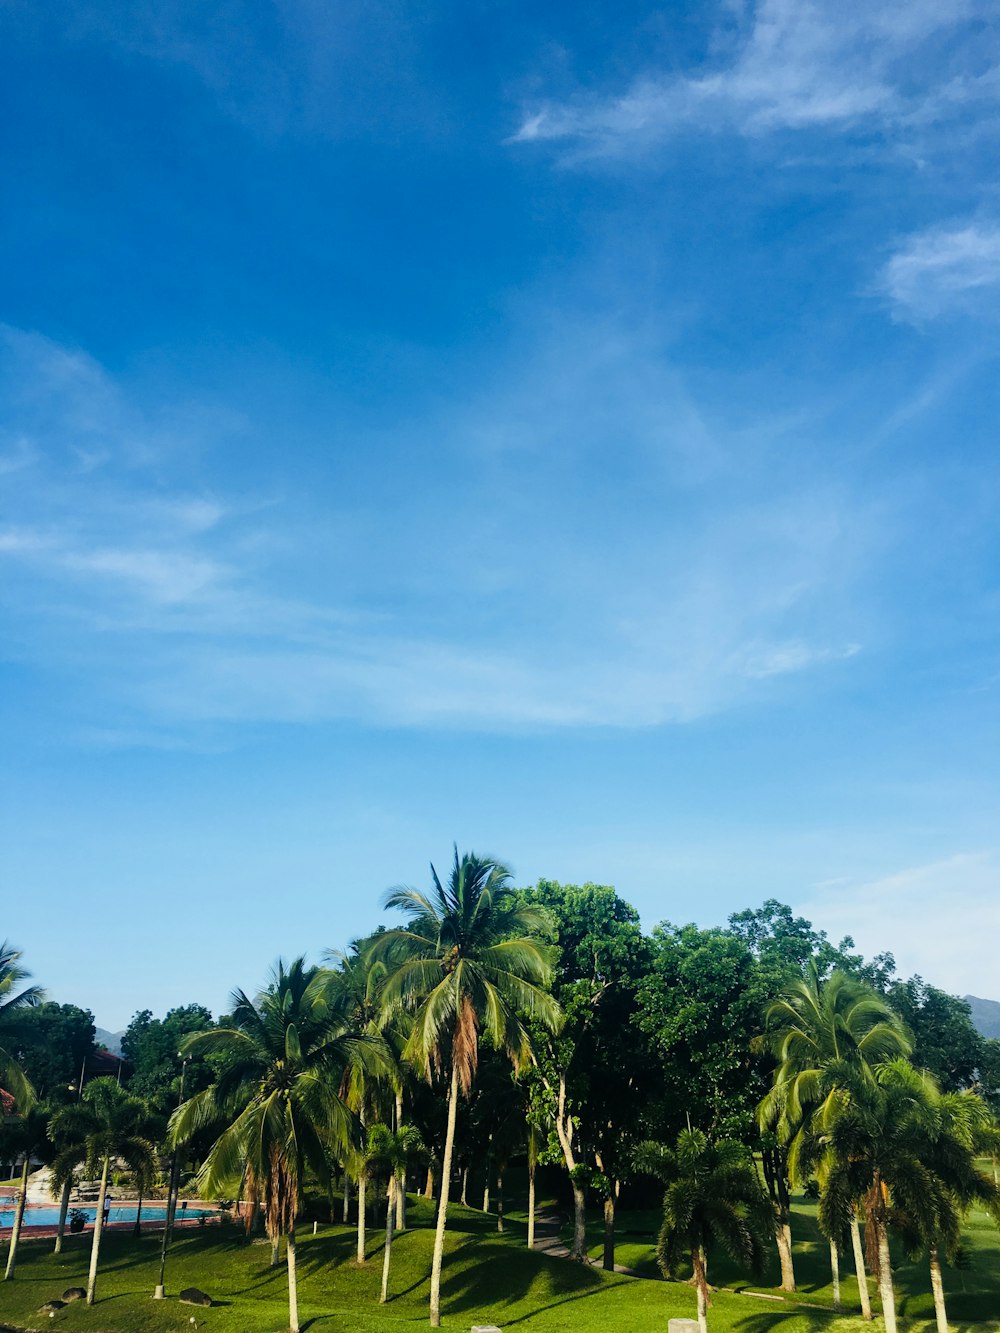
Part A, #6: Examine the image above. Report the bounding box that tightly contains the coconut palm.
[633,1129,772,1333]
[366,1121,425,1302]
[170,958,387,1333]
[0,941,42,1110]
[759,964,910,1309]
[62,1078,158,1304]
[376,847,560,1328]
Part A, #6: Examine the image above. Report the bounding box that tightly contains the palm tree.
[170,959,386,1333]
[67,1078,158,1304]
[0,941,42,1110]
[759,964,910,1309]
[376,847,560,1328]
[366,1121,425,1302]
[633,1129,771,1333]
[1,1105,51,1280]
[817,1058,945,1333]
[885,1085,1000,1333]
[49,1099,95,1254]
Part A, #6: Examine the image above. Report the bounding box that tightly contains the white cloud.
[881,222,1000,321]
[0,324,871,736]
[512,0,995,152]
[800,851,1000,998]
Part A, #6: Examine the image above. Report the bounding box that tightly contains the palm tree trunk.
[3,1155,30,1279]
[429,1061,460,1329]
[395,1092,406,1232]
[287,1226,299,1333]
[496,1165,504,1233]
[775,1219,795,1292]
[876,1221,897,1333]
[54,1174,72,1255]
[86,1153,110,1305]
[133,1193,143,1237]
[929,1246,949,1333]
[381,1176,396,1303]
[424,1165,434,1199]
[271,1234,281,1267]
[357,1168,367,1263]
[343,1174,351,1223]
[850,1212,872,1321]
[830,1238,842,1312]
[693,1247,709,1333]
[602,1194,615,1271]
[527,1159,535,1249]
[460,1165,469,1205]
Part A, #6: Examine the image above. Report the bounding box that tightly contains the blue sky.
[2,0,999,1030]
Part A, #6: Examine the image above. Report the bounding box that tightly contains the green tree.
[1,1105,51,1280]
[0,941,43,1109]
[366,1121,424,1303]
[170,958,383,1333]
[69,1078,158,1305]
[886,978,983,1091]
[11,1003,96,1101]
[520,881,652,1265]
[48,1099,95,1254]
[634,1129,771,1333]
[377,847,560,1328]
[759,963,911,1312]
[120,1004,215,1112]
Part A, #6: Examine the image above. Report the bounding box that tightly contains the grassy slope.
[0,1196,997,1333]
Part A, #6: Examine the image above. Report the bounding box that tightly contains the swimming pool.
[0,1204,213,1229]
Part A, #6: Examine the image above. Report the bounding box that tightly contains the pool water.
[0,1204,212,1228]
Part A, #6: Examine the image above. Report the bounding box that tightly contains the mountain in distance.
[94,1027,124,1056]
[965,996,1000,1040]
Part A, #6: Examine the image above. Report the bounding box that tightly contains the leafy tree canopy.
[13,1002,96,1101]
[120,1003,215,1111]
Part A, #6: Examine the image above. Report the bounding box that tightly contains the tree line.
[2,850,999,1332]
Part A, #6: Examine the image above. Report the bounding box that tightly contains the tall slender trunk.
[830,1238,842,1312]
[929,1246,949,1333]
[356,1168,367,1263]
[271,1234,281,1267]
[343,1174,351,1223]
[381,1176,396,1303]
[602,1194,616,1271]
[570,1181,587,1262]
[3,1156,30,1280]
[876,1221,897,1333]
[775,1220,795,1292]
[460,1166,469,1206]
[527,1158,536,1249]
[287,1226,299,1333]
[54,1174,73,1255]
[693,1247,709,1333]
[395,1092,405,1232]
[496,1166,504,1233]
[424,1165,434,1199]
[482,1138,491,1213]
[850,1213,872,1321]
[429,1061,460,1329]
[86,1153,110,1305]
[133,1194,144,1237]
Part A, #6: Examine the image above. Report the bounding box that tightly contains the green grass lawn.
[0,1196,997,1333]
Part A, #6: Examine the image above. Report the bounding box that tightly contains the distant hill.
[964,996,1000,1040]
[94,1027,124,1056]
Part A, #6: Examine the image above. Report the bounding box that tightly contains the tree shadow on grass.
[437,1236,610,1323]
[735,1306,842,1332]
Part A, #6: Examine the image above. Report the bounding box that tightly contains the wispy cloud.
[881,222,1000,321]
[799,851,1000,996]
[512,0,997,152]
[0,325,870,737]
